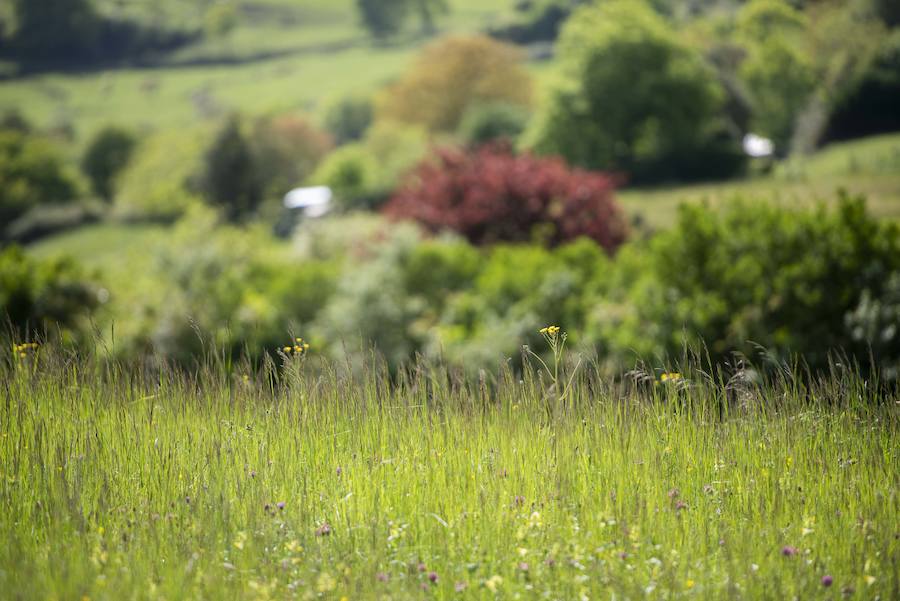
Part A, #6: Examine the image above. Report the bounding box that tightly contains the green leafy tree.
[324,96,373,145]
[250,114,333,198]
[355,0,448,38]
[457,102,529,146]
[378,34,532,133]
[81,126,136,201]
[0,245,99,340]
[201,116,262,222]
[355,0,410,38]
[530,0,744,183]
[11,0,101,61]
[0,129,78,225]
[412,0,448,34]
[739,39,816,151]
[735,0,817,151]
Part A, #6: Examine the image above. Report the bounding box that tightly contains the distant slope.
[0,0,516,139]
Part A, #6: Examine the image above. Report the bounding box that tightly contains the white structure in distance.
[284,186,332,218]
[742,133,775,158]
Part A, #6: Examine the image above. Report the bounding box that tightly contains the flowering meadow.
[1,335,897,600]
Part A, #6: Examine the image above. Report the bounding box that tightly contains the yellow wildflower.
[317,572,336,593]
[484,575,503,592]
[660,372,682,382]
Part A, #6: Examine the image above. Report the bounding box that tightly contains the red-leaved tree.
[383,145,627,252]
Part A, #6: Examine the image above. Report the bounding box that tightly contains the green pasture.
[0,0,523,141]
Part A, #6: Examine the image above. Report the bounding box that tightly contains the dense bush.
[530,0,745,183]
[384,145,627,252]
[115,127,209,221]
[0,129,79,226]
[377,35,532,133]
[324,96,374,145]
[81,126,136,201]
[134,210,338,363]
[845,272,900,380]
[309,145,381,210]
[313,223,426,369]
[0,245,99,341]
[250,114,333,199]
[600,194,900,371]
[457,102,529,146]
[308,222,611,372]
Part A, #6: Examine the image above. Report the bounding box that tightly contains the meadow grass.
[1,341,897,599]
[618,134,900,231]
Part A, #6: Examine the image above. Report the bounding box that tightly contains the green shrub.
[136,210,338,363]
[81,126,136,201]
[309,122,427,211]
[403,238,481,309]
[429,239,609,371]
[250,114,333,200]
[0,245,99,342]
[324,96,374,145]
[313,223,425,370]
[845,271,900,380]
[309,144,383,210]
[0,129,79,226]
[602,193,900,371]
[115,127,208,222]
[457,102,529,146]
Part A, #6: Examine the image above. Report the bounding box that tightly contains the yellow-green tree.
[377,35,532,133]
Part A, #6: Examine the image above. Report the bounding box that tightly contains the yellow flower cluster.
[539,325,561,336]
[11,342,38,358]
[282,337,310,356]
[660,372,682,382]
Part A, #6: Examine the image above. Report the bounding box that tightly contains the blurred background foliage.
[1,0,899,377]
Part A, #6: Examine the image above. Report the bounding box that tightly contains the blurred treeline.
[1,0,900,377]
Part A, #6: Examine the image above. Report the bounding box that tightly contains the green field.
[2,345,897,599]
[0,0,526,141]
[619,134,900,230]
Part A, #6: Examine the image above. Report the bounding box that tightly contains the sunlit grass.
[1,345,897,599]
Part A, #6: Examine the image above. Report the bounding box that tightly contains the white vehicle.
[283,186,332,218]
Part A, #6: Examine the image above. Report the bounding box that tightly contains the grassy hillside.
[0,0,523,141]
